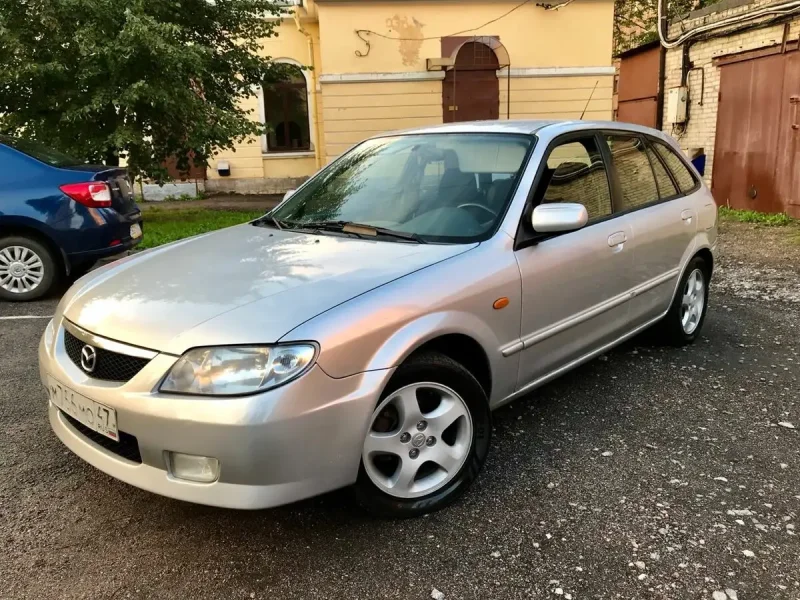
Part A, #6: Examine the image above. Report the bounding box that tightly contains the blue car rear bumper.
[61,208,143,269]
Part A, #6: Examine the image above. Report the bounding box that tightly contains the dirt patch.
[715,220,800,303]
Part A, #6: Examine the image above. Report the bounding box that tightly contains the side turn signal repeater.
[493,297,510,310]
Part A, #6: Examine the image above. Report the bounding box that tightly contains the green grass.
[137,206,800,250]
[139,208,263,249]
[718,206,796,226]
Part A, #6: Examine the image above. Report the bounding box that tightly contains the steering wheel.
[457,203,498,221]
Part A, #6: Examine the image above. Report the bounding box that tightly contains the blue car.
[0,135,142,301]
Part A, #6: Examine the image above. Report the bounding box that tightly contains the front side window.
[652,141,698,193]
[538,137,612,221]
[605,135,659,211]
[270,133,533,243]
[263,65,311,152]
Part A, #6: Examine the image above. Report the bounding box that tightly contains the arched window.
[263,64,311,152]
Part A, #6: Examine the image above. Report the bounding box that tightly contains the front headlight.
[159,344,317,396]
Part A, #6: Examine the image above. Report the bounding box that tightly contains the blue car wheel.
[0,235,58,301]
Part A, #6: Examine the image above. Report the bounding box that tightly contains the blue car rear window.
[0,134,83,168]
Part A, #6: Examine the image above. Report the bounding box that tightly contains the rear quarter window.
[652,141,698,194]
[645,145,678,199]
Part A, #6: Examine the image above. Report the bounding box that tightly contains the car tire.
[656,255,710,346]
[354,351,491,518]
[0,235,59,301]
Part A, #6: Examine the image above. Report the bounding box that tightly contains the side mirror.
[531,203,588,233]
[282,189,296,201]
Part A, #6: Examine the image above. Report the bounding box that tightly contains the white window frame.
[259,57,315,157]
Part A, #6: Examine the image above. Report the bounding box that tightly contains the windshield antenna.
[579,80,599,120]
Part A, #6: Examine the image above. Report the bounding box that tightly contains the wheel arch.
[404,333,493,400]
[0,218,67,275]
[667,244,715,308]
[309,308,511,404]
[694,246,714,277]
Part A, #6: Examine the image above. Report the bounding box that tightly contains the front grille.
[64,329,151,382]
[61,412,143,464]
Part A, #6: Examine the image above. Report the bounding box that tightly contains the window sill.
[262,151,315,159]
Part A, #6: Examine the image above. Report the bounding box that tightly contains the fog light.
[167,452,220,483]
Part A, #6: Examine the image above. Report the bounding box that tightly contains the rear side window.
[539,137,612,221]
[0,134,82,168]
[605,135,659,211]
[645,145,678,199]
[653,141,698,193]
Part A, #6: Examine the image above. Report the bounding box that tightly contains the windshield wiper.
[369,226,428,244]
[254,214,287,230]
[295,221,427,244]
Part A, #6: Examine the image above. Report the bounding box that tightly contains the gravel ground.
[0,225,798,600]
[714,220,800,304]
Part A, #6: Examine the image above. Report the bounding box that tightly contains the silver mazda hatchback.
[39,121,717,517]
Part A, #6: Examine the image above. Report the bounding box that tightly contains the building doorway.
[442,41,500,123]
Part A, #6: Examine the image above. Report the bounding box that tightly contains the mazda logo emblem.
[80,345,97,373]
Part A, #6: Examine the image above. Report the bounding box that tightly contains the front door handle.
[681,209,694,223]
[608,231,627,247]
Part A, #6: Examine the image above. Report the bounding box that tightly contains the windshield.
[270,133,533,243]
[0,134,83,168]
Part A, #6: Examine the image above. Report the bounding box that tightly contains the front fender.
[364,310,501,372]
[357,309,517,404]
[280,235,524,405]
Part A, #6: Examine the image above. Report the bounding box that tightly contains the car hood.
[60,224,476,354]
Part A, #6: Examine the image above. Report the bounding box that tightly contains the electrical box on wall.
[216,160,230,177]
[667,87,688,124]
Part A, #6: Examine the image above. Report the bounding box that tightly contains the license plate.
[46,377,119,441]
[130,223,142,239]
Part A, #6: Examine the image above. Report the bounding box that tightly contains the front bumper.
[39,317,391,509]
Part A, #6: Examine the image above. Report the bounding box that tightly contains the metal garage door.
[617,43,662,128]
[713,47,800,217]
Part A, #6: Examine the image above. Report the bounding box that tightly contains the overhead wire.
[355,0,542,43]
[658,0,800,48]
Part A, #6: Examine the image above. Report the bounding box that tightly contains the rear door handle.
[608,231,627,247]
[681,209,694,222]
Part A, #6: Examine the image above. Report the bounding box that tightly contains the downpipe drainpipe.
[294,7,324,171]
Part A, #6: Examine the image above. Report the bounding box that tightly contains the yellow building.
[206,0,615,194]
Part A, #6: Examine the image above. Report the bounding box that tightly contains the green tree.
[0,0,293,180]
[614,0,721,55]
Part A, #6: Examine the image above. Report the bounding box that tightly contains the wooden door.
[442,42,499,123]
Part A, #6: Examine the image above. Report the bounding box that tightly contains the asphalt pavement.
[1,246,798,599]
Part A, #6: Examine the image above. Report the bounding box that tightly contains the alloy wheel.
[681,268,705,335]
[362,382,473,499]
[0,245,45,294]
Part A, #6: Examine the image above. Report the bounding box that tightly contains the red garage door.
[713,47,800,217]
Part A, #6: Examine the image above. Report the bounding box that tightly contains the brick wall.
[662,0,800,186]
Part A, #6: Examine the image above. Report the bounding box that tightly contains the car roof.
[380,119,676,144]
